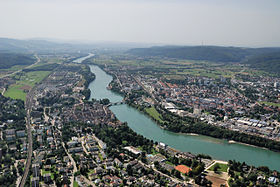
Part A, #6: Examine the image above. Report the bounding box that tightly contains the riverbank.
[228,140,270,151]
[99,64,280,151]
[88,64,280,171]
[93,64,280,153]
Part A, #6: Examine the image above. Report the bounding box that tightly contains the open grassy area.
[260,101,280,107]
[209,163,229,173]
[41,169,55,180]
[145,106,164,123]
[41,169,50,175]
[74,181,79,187]
[4,71,50,101]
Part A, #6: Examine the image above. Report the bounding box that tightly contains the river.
[87,64,280,171]
[73,53,95,63]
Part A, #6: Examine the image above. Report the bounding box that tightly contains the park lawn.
[41,169,51,175]
[151,148,158,155]
[145,106,164,123]
[260,101,280,107]
[41,169,55,180]
[4,71,50,101]
[74,181,79,187]
[209,163,229,173]
[98,153,104,161]
[165,161,174,166]
[88,169,95,175]
[4,84,27,101]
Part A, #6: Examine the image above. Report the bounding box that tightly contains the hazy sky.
[0,0,280,47]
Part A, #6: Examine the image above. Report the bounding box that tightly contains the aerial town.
[1,0,280,186]
[0,51,279,187]
[104,64,280,143]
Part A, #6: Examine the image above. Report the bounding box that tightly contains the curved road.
[0,54,40,79]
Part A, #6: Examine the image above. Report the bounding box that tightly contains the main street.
[18,58,41,187]
[62,142,77,187]
[19,109,33,186]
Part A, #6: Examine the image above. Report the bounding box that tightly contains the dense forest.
[244,52,280,74]
[128,46,280,63]
[0,53,35,69]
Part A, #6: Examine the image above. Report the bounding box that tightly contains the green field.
[4,71,51,101]
[74,181,79,187]
[41,169,55,180]
[91,55,264,80]
[145,106,164,123]
[260,101,280,107]
[209,163,229,172]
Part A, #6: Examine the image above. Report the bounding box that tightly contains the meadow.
[4,71,51,101]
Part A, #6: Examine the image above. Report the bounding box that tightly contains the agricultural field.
[4,71,51,101]
[0,65,30,77]
[91,54,268,80]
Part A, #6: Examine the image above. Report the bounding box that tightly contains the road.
[113,73,122,87]
[0,54,40,79]
[62,142,77,187]
[19,108,33,187]
[1,87,6,95]
[137,160,188,185]
[133,76,158,103]
[15,160,22,187]
[18,61,41,187]
[80,175,96,187]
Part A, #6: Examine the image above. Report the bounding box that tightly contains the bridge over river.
[87,63,280,171]
[107,100,125,107]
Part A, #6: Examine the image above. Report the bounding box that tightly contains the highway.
[0,54,40,79]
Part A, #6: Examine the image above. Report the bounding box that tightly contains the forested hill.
[128,46,280,63]
[244,52,280,74]
[0,53,36,69]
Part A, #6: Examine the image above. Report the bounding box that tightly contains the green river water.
[88,64,280,171]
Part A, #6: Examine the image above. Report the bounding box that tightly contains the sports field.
[4,71,50,101]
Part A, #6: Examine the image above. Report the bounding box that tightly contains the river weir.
[86,63,280,171]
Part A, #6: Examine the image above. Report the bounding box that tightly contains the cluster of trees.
[109,79,123,95]
[23,63,59,72]
[91,123,154,152]
[0,141,17,186]
[228,160,279,187]
[100,98,110,105]
[79,65,96,100]
[128,46,280,63]
[61,122,79,142]
[245,52,280,75]
[80,65,95,88]
[0,53,35,69]
[0,95,26,130]
[0,171,17,187]
[38,94,75,107]
[148,105,280,152]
